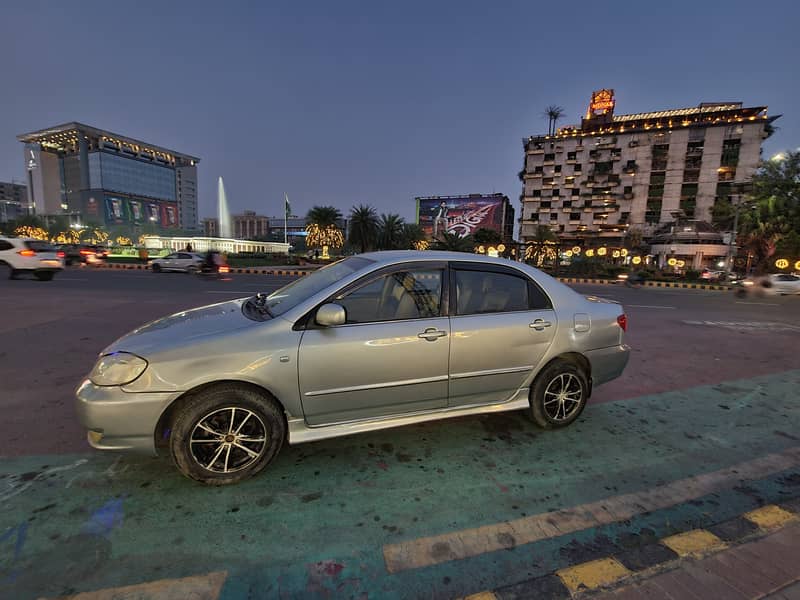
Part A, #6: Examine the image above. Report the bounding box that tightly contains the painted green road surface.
[2,370,799,599]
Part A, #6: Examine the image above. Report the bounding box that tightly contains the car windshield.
[264,256,373,316]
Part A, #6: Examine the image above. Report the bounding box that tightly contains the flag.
[284,193,291,219]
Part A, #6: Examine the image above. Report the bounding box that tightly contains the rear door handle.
[418,328,447,341]
[530,319,552,331]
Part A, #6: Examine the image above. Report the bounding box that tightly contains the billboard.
[416,195,505,239]
[103,196,179,227]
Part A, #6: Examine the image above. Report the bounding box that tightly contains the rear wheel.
[152,263,162,273]
[1,262,13,280]
[35,271,54,281]
[169,384,286,485]
[529,360,588,429]
[187,265,198,275]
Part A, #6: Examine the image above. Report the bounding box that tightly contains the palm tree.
[400,223,427,250]
[348,204,379,253]
[432,232,475,253]
[306,205,344,249]
[525,225,558,266]
[378,213,405,250]
[472,227,503,246]
[543,105,565,136]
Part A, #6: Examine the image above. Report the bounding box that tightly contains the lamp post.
[26,150,37,216]
[725,183,755,274]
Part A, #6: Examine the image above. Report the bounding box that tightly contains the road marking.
[736,301,780,306]
[382,446,800,573]
[744,505,797,530]
[683,320,800,333]
[41,571,227,600]
[557,557,631,593]
[625,304,676,309]
[463,592,498,600]
[660,529,726,558]
[204,291,254,294]
[56,277,89,281]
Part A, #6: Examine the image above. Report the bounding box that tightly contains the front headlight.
[90,352,148,386]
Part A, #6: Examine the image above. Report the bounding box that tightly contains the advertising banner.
[104,197,128,224]
[160,202,178,228]
[417,196,504,239]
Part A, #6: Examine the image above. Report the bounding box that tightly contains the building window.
[680,184,698,218]
[533,189,541,197]
[649,173,666,186]
[619,212,630,224]
[534,166,543,174]
[623,186,633,195]
[645,199,662,224]
[563,200,572,208]
[570,212,581,221]
[529,213,539,222]
[648,184,664,198]
[554,165,562,173]
[567,151,577,160]
[571,188,580,197]
[550,213,558,220]
[552,189,560,197]
[542,177,554,185]
[573,163,582,173]
[540,201,551,208]
[721,139,741,167]
[544,153,555,161]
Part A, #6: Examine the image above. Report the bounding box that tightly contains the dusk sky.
[1,1,797,223]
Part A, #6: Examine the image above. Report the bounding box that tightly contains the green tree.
[377,213,405,250]
[348,204,379,253]
[472,227,502,245]
[525,225,558,266]
[306,205,342,229]
[432,232,475,253]
[400,223,427,250]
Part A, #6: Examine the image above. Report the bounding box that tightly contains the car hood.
[104,299,255,356]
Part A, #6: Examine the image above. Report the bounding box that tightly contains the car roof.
[358,250,518,268]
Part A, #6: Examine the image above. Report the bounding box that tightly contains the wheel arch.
[154,379,288,451]
[534,352,592,396]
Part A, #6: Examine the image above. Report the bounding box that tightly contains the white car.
[0,236,64,281]
[737,273,800,296]
[150,252,204,274]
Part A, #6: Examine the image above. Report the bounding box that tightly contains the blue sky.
[1,0,797,222]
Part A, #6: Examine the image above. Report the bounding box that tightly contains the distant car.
[76,251,630,485]
[57,244,107,266]
[0,236,64,280]
[701,269,726,282]
[735,273,800,297]
[150,252,205,273]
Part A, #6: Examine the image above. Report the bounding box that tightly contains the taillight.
[219,265,230,274]
[18,249,36,257]
[617,314,627,332]
[79,249,95,256]
[57,251,66,258]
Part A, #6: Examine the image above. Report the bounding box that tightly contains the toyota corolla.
[76,251,630,485]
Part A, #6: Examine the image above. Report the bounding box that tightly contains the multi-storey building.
[519,91,777,246]
[17,122,200,230]
[202,210,270,240]
[0,181,27,223]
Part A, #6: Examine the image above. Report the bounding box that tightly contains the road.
[1,267,799,599]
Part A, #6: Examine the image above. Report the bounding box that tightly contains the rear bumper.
[75,379,176,455]
[586,344,630,386]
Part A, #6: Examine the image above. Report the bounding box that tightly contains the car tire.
[529,360,589,429]
[35,271,54,281]
[735,288,747,298]
[169,384,286,485]
[1,262,13,280]
[187,265,198,275]
[152,264,161,273]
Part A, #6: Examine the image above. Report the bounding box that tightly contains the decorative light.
[497,244,506,253]
[413,239,429,251]
[632,256,642,265]
[305,223,344,249]
[677,260,686,268]
[794,260,800,271]
[585,249,595,257]
[668,258,677,266]
[477,245,485,254]
[620,248,629,257]
[612,250,621,258]
[597,247,607,256]
[14,226,49,240]
[571,246,581,254]
[565,250,574,258]
[775,258,789,269]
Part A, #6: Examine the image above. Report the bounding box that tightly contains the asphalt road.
[1,266,799,598]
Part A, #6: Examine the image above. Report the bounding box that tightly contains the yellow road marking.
[382,446,800,572]
[557,557,631,593]
[43,571,227,600]
[744,505,797,530]
[661,529,726,558]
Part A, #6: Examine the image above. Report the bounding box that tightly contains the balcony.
[527,147,545,155]
[623,192,634,200]
[686,147,704,156]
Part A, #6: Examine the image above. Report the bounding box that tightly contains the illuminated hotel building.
[17,122,200,230]
[518,91,778,245]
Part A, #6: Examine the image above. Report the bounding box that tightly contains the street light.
[725,183,755,273]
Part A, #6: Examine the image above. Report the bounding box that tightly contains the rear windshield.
[25,241,56,253]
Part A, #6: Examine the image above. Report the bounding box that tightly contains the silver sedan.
[76,251,630,485]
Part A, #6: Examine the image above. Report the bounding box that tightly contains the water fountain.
[218,176,232,238]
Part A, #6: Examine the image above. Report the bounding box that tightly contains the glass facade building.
[17,122,200,230]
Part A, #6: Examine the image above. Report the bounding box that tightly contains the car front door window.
[335,269,443,323]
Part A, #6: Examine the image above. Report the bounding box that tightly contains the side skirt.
[287,388,530,445]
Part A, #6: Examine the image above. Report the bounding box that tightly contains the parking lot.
[1,267,799,598]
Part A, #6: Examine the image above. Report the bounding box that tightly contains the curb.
[463,499,800,600]
[93,263,312,277]
[555,277,730,291]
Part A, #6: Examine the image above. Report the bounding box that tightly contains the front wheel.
[152,263,161,273]
[35,271,55,281]
[529,361,589,429]
[169,384,286,485]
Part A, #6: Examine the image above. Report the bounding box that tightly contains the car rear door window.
[0,241,13,251]
[454,268,551,315]
[25,241,56,253]
[335,269,443,324]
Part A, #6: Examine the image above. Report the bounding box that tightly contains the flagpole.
[284,192,288,245]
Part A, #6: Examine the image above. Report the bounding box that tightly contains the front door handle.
[530,319,552,331]
[418,328,447,341]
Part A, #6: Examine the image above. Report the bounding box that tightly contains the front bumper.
[75,379,177,455]
[586,344,631,387]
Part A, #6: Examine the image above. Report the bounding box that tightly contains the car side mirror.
[315,303,346,327]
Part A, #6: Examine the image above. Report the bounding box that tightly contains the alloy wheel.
[543,373,584,422]
[189,407,268,473]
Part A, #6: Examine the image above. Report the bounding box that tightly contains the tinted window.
[25,241,55,252]
[177,253,191,259]
[0,241,13,251]
[166,253,179,259]
[336,269,443,323]
[455,270,529,315]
